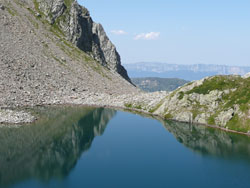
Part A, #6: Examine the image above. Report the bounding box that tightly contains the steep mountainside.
[132,77,189,92]
[0,0,138,108]
[125,62,250,81]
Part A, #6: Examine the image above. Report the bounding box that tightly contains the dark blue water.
[0,107,250,188]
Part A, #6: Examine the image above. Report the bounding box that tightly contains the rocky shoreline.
[2,100,250,137]
[0,108,35,125]
[1,87,250,136]
[0,91,165,124]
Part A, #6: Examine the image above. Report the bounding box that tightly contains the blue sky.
[78,0,250,66]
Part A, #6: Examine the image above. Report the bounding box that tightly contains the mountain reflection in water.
[0,107,116,187]
[0,107,250,187]
[162,120,250,160]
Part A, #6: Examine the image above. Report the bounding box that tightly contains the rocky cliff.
[0,0,138,108]
[35,0,130,80]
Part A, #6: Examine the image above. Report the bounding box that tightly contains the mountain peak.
[33,0,131,81]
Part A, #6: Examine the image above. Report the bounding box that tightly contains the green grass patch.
[164,113,173,119]
[207,116,215,125]
[50,21,65,37]
[226,114,249,133]
[186,75,242,95]
[64,0,74,8]
[6,6,16,16]
[84,55,94,63]
[149,100,164,113]
[124,103,133,108]
[222,78,250,113]
[178,91,184,100]
[134,105,142,110]
[33,0,40,12]
[124,103,143,110]
[191,109,199,120]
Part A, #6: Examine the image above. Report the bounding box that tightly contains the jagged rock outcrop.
[36,0,130,81]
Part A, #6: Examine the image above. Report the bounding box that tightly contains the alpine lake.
[0,106,250,188]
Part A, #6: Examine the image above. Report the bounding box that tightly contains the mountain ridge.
[125,62,250,80]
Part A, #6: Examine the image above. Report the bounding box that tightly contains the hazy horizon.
[79,0,250,67]
[122,61,250,67]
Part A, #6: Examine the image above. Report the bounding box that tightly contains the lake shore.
[0,91,163,123]
[1,91,250,137]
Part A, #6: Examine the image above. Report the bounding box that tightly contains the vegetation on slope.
[127,75,249,134]
[186,75,244,95]
[178,75,249,132]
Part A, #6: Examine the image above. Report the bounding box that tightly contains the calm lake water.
[0,106,250,188]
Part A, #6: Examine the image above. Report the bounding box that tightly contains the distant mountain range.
[132,77,189,92]
[124,62,250,81]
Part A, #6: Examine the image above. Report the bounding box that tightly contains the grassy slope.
[186,75,250,132]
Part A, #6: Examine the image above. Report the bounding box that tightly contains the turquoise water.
[0,107,250,188]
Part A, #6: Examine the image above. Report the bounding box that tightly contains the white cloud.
[134,32,160,40]
[111,30,127,35]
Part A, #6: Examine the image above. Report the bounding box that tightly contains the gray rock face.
[37,0,130,81]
